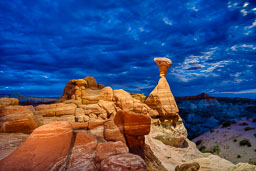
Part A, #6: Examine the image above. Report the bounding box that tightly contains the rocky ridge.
[0,57,255,170]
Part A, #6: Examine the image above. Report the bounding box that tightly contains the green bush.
[239,139,252,147]
[209,145,220,155]
[244,127,255,131]
[199,146,207,153]
[237,155,241,158]
[233,139,237,142]
[254,134,256,138]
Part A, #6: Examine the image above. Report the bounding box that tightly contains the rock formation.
[0,58,255,171]
[0,98,19,109]
[0,105,39,133]
[146,57,187,147]
[0,121,147,171]
[154,57,172,78]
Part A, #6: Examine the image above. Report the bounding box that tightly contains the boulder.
[0,105,39,133]
[130,93,146,103]
[84,76,98,89]
[96,141,128,162]
[114,111,151,158]
[82,87,113,105]
[35,104,56,117]
[123,112,151,136]
[0,121,73,171]
[35,103,77,117]
[103,120,126,143]
[100,153,146,171]
[0,98,19,109]
[55,103,77,116]
[175,162,200,171]
[68,131,97,171]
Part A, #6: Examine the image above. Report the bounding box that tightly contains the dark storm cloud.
[0,0,256,98]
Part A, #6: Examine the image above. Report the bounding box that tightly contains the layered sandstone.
[0,122,73,171]
[145,57,187,147]
[0,121,148,171]
[0,105,39,133]
[0,98,19,109]
[154,57,172,78]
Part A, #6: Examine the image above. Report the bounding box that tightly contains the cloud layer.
[0,0,256,98]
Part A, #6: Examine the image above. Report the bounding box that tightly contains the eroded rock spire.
[154,57,172,78]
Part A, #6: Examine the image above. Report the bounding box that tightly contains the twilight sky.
[0,0,256,98]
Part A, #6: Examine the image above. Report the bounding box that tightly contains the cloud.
[0,0,256,98]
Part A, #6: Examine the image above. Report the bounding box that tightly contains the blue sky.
[0,0,256,98]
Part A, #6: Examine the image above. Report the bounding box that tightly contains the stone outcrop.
[0,121,147,171]
[130,93,147,103]
[0,122,73,171]
[145,77,179,120]
[0,98,19,109]
[0,105,39,133]
[145,57,187,147]
[114,110,151,158]
[100,153,146,171]
[68,131,98,171]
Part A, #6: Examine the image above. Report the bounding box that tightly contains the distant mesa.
[177,92,215,100]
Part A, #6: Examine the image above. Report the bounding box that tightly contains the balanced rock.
[145,57,187,147]
[154,57,172,78]
[0,105,39,133]
[0,121,73,171]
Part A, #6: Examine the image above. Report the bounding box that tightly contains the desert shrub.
[221,121,236,128]
[239,122,248,126]
[248,159,256,165]
[233,139,237,142]
[239,139,252,147]
[237,155,241,158]
[196,140,202,146]
[154,135,176,146]
[254,134,256,138]
[244,127,255,131]
[252,118,256,123]
[199,146,207,153]
[209,145,220,155]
